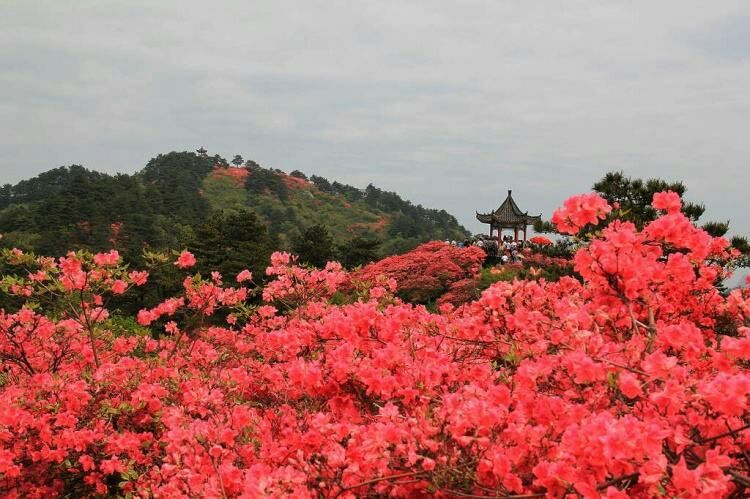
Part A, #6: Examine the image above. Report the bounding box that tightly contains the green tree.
[731,236,750,254]
[338,236,381,268]
[593,171,707,229]
[141,152,215,225]
[213,154,228,166]
[245,164,288,200]
[292,224,335,268]
[702,221,730,238]
[388,213,420,238]
[231,155,244,167]
[532,172,749,256]
[532,220,558,234]
[0,184,13,210]
[190,210,275,280]
[310,175,333,192]
[593,171,742,242]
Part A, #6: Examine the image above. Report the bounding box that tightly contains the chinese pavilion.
[476,190,541,242]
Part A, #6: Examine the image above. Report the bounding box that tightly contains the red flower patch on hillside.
[281,174,311,190]
[348,216,390,233]
[209,166,248,186]
[371,216,388,231]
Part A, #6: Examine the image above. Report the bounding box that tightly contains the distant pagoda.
[476,190,541,242]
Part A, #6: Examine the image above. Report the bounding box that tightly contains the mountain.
[0,151,470,266]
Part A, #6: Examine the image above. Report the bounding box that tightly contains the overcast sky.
[1,1,749,235]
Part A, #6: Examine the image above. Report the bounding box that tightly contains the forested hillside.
[0,151,469,268]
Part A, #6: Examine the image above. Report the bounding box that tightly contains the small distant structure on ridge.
[476,190,541,242]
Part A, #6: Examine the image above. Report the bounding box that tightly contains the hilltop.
[0,151,469,265]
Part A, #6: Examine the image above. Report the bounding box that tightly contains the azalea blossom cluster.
[528,235,553,246]
[551,192,613,235]
[0,192,749,498]
[354,240,486,304]
[262,251,348,308]
[522,252,572,270]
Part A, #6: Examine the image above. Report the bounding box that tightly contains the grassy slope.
[201,169,391,249]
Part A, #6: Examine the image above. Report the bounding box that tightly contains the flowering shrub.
[436,277,481,307]
[0,192,749,498]
[262,251,348,309]
[522,252,571,269]
[519,252,575,282]
[354,241,485,304]
[551,192,612,234]
[529,235,553,246]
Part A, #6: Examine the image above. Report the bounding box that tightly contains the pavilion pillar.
[514,226,518,242]
[523,226,527,241]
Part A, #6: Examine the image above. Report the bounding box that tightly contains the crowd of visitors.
[446,234,527,263]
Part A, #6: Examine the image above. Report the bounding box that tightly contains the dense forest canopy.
[0,150,470,266]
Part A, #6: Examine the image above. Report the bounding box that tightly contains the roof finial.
[508,189,512,196]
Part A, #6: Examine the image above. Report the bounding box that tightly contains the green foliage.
[201,175,249,213]
[0,151,471,267]
[593,171,706,228]
[331,181,363,202]
[0,166,167,261]
[292,224,336,268]
[190,210,275,280]
[338,236,381,268]
[731,236,750,255]
[309,175,332,192]
[105,314,151,338]
[389,213,420,238]
[141,152,216,224]
[537,239,577,259]
[731,236,750,269]
[478,266,519,290]
[212,154,229,167]
[245,164,288,200]
[378,236,416,256]
[532,173,746,270]
[532,219,558,234]
[702,221,729,238]
[592,172,750,252]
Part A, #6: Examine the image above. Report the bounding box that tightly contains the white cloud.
[0,0,749,235]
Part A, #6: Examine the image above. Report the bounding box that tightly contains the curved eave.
[476,213,543,226]
[476,212,494,223]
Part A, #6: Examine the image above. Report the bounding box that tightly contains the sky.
[1,1,750,236]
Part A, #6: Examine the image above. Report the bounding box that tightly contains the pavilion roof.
[476,190,542,226]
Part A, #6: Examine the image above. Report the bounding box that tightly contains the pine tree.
[190,210,274,280]
[292,224,335,268]
[338,236,381,268]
